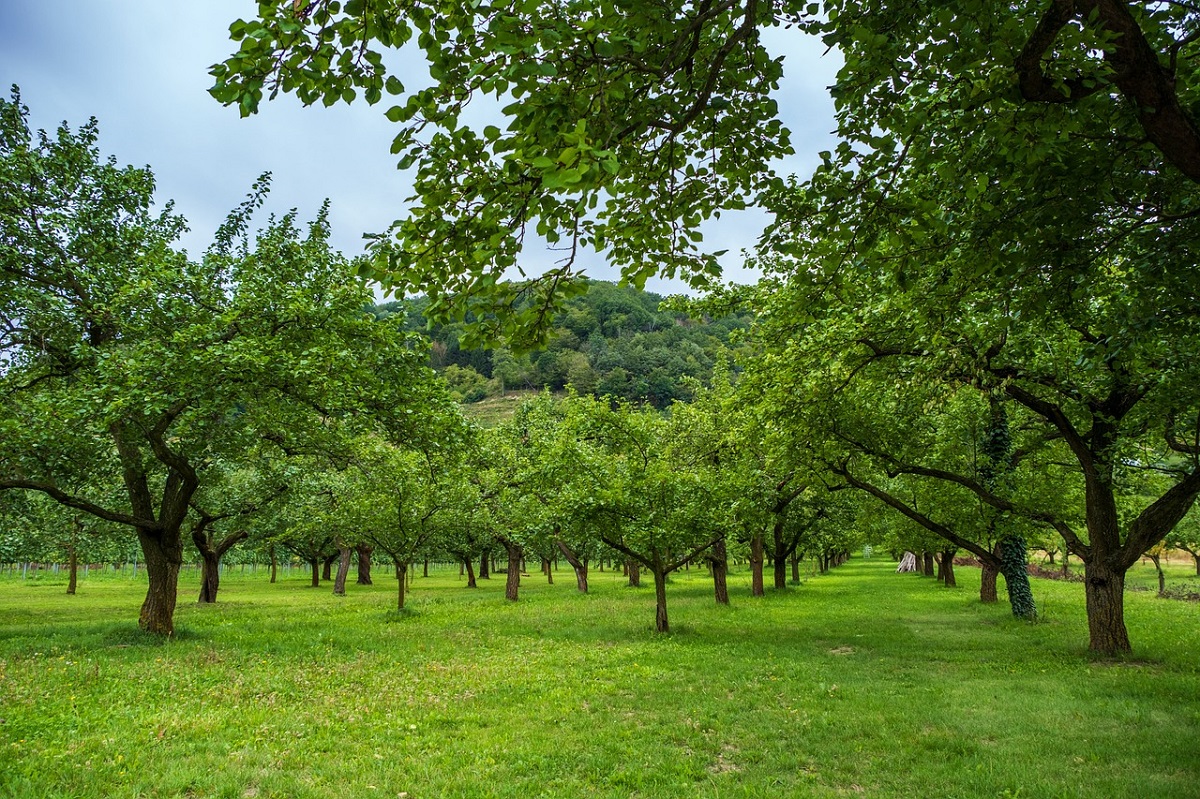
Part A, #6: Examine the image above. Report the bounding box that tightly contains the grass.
[1,558,1199,799]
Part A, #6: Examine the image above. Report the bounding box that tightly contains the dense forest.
[372,281,751,407]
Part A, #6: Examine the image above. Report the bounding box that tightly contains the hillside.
[373,280,751,408]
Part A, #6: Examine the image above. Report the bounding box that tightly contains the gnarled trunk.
[463,556,477,588]
[627,558,641,588]
[137,528,182,636]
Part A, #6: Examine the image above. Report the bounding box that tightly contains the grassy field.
[1,557,1198,799]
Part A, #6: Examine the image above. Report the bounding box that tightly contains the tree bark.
[332,546,352,596]
[773,551,788,590]
[1083,561,1130,654]
[922,551,935,576]
[194,527,249,604]
[321,552,336,582]
[504,540,521,601]
[941,549,957,587]
[309,559,320,587]
[1149,553,1165,596]
[423,559,429,577]
[269,545,278,584]
[356,544,374,585]
[556,541,589,593]
[542,557,554,585]
[710,537,729,605]
[653,567,669,633]
[463,556,477,588]
[137,528,182,636]
[627,558,641,587]
[395,560,408,610]
[791,554,801,584]
[749,533,765,596]
[980,557,999,603]
[66,543,78,596]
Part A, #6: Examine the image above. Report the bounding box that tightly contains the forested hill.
[373,281,751,408]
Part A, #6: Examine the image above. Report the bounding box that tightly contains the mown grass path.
[1,558,1198,798]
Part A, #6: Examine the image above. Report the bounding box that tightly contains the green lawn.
[1,558,1198,799]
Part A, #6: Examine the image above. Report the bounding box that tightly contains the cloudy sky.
[0,2,840,294]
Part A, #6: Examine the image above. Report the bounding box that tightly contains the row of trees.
[207,0,1200,655]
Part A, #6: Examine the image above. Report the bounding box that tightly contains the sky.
[0,1,841,295]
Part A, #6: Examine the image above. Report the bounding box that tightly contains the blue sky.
[0,1,840,294]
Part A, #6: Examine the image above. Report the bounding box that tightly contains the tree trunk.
[791,554,801,584]
[66,543,78,596]
[269,545,278,584]
[542,557,553,585]
[395,560,408,611]
[356,544,374,585]
[935,551,945,581]
[137,529,182,636]
[321,553,336,582]
[198,550,220,603]
[504,541,521,601]
[980,558,999,603]
[922,551,935,576]
[463,557,477,588]
[773,552,788,590]
[749,533,765,597]
[627,558,641,587]
[1083,561,1131,654]
[309,559,320,587]
[941,549,956,587]
[423,559,429,577]
[332,546,352,596]
[711,537,729,605]
[999,537,1037,619]
[1149,554,1165,596]
[556,541,589,593]
[653,568,669,633]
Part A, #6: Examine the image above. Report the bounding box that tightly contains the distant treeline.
[373,281,752,407]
